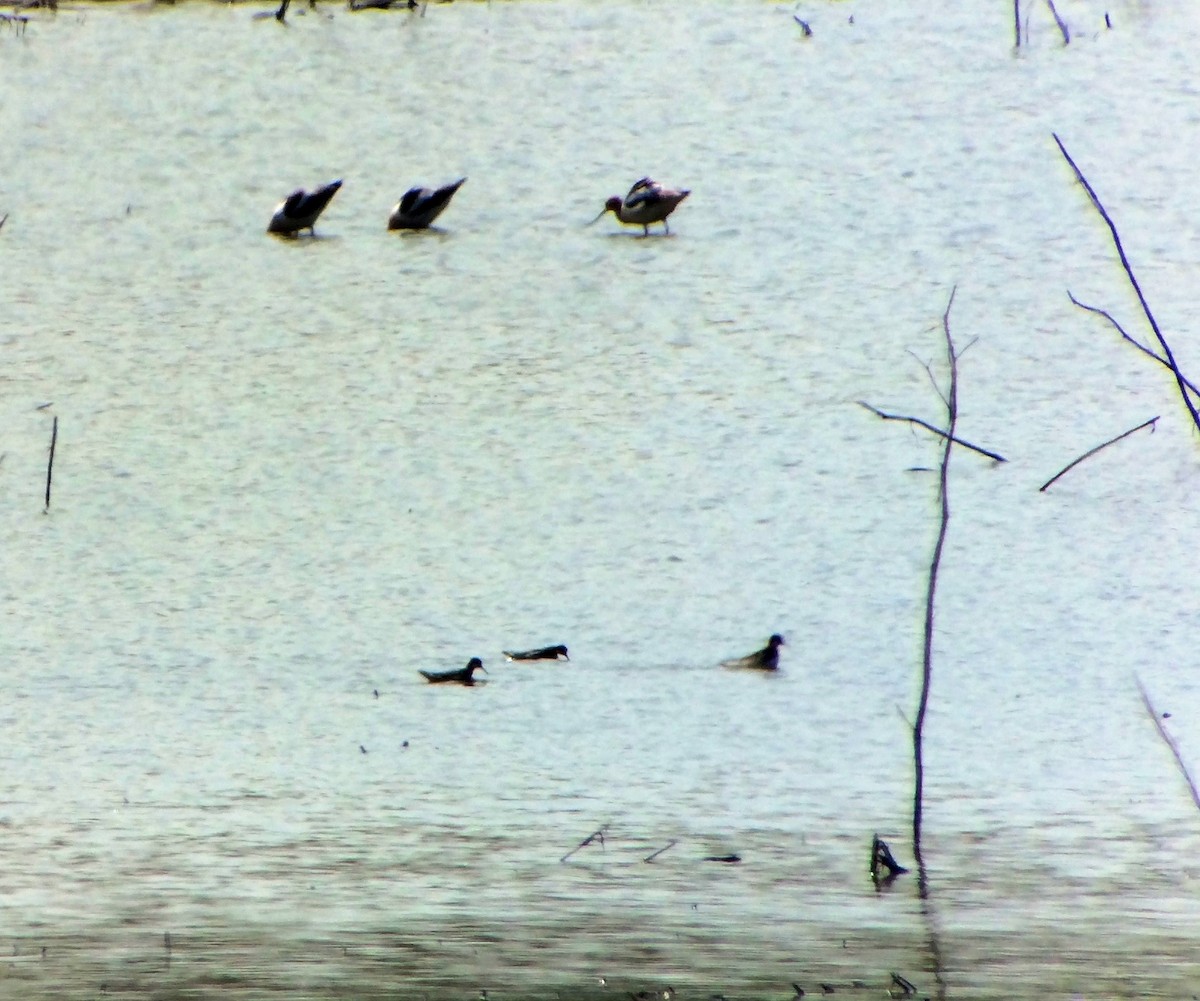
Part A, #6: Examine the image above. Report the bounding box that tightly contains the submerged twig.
[870,835,908,884]
[913,287,959,894]
[560,826,608,863]
[643,840,677,863]
[1136,676,1200,813]
[43,415,57,513]
[1045,0,1069,43]
[1054,133,1200,435]
[857,401,1006,463]
[1067,292,1200,401]
[1039,417,1158,492]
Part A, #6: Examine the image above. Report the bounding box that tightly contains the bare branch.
[1136,676,1200,813]
[1039,417,1159,492]
[857,401,1007,463]
[913,286,958,892]
[1068,291,1200,401]
[1045,0,1069,43]
[1054,133,1200,435]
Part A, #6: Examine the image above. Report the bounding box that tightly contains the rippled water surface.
[2,0,1200,998]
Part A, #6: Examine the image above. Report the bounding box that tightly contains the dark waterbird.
[267,178,343,236]
[720,634,785,671]
[388,177,466,230]
[503,644,569,662]
[420,657,486,685]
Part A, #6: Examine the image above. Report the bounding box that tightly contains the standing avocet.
[592,177,690,235]
[267,179,343,236]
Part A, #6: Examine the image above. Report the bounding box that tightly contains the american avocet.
[388,177,466,230]
[502,644,569,662]
[267,178,343,236]
[720,634,785,671]
[592,177,690,235]
[419,657,487,685]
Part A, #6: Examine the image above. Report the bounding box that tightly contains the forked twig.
[1054,133,1200,435]
[1039,417,1159,492]
[1136,676,1200,813]
[857,401,1006,463]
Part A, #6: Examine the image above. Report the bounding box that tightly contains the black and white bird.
[592,176,690,235]
[388,177,467,230]
[267,179,343,236]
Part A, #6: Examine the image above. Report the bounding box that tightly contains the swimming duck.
[267,178,343,236]
[720,634,785,671]
[419,657,487,685]
[388,177,466,230]
[592,177,690,235]
[502,644,570,662]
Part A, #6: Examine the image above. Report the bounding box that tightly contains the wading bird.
[592,176,690,235]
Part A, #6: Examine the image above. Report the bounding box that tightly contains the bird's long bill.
[585,207,609,227]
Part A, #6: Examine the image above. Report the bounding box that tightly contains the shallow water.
[1,0,1200,998]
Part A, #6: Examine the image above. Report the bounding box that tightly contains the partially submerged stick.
[856,401,1006,463]
[1045,0,1069,43]
[913,288,959,893]
[560,826,607,863]
[1054,133,1200,435]
[870,834,908,883]
[44,415,57,513]
[1136,676,1200,813]
[1039,416,1158,492]
[643,840,677,863]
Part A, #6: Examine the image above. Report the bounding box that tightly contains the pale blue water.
[1,1,1199,998]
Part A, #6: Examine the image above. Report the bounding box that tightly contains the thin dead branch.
[643,840,677,863]
[857,401,1006,463]
[560,825,608,863]
[1054,133,1200,435]
[1039,417,1158,492]
[1067,292,1200,401]
[44,415,57,513]
[913,287,959,894]
[870,834,908,884]
[1136,675,1200,813]
[1045,0,1069,43]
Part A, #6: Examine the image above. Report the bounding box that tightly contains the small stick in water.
[643,839,677,863]
[44,415,57,513]
[560,825,607,863]
[1038,417,1158,493]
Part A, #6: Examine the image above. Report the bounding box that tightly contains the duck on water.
[420,657,487,685]
[502,644,569,662]
[720,634,785,671]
